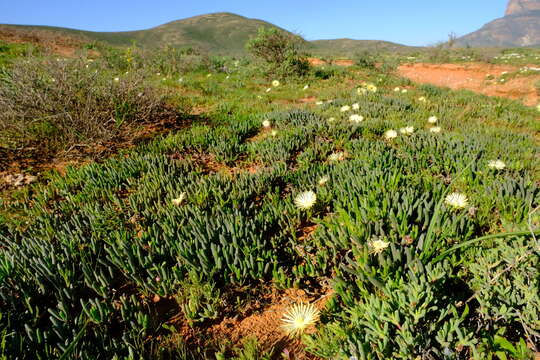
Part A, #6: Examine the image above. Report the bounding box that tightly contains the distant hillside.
[457,0,540,47]
[310,39,415,57]
[1,12,417,56]
[0,13,301,54]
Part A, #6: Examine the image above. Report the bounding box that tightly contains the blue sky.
[0,0,508,46]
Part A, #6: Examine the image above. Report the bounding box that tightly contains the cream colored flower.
[340,105,351,112]
[327,117,336,123]
[536,104,540,112]
[445,192,468,209]
[114,77,120,82]
[272,80,280,87]
[172,193,187,206]
[349,114,364,123]
[399,126,414,135]
[352,103,360,110]
[266,88,272,93]
[357,88,367,95]
[487,159,506,170]
[318,176,329,186]
[401,89,408,94]
[368,238,390,255]
[394,87,401,92]
[428,116,438,124]
[328,152,346,162]
[316,101,324,105]
[271,130,278,137]
[281,303,320,337]
[303,85,309,90]
[418,96,427,102]
[294,191,317,210]
[384,129,398,139]
[262,120,271,128]
[429,126,441,133]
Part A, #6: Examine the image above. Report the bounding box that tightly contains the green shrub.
[246,27,310,78]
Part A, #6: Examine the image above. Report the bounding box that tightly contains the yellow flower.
[394,87,401,92]
[428,116,438,124]
[272,80,280,87]
[418,96,427,102]
[262,120,271,128]
[281,303,320,337]
[340,105,351,112]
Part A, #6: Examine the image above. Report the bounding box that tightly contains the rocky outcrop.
[505,0,540,16]
[457,0,540,47]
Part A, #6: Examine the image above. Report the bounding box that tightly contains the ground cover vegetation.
[0,29,539,359]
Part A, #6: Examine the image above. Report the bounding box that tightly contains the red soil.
[398,62,540,106]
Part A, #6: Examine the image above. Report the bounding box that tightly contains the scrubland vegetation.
[0,30,539,360]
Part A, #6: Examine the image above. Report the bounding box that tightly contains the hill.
[310,38,415,57]
[1,12,415,56]
[457,0,540,47]
[0,13,300,54]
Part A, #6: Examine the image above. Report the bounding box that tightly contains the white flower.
[294,191,317,210]
[429,126,441,133]
[281,303,320,337]
[172,193,187,206]
[272,80,280,87]
[352,103,360,110]
[327,117,336,123]
[156,72,161,76]
[266,88,272,93]
[303,85,309,90]
[487,159,506,170]
[445,192,468,209]
[418,96,427,102]
[401,89,408,94]
[384,129,398,139]
[340,105,351,112]
[178,78,184,82]
[114,77,120,82]
[399,126,414,135]
[207,73,212,77]
[318,176,329,186]
[536,104,540,112]
[349,114,364,123]
[271,130,278,137]
[328,152,346,162]
[226,75,230,79]
[428,116,438,124]
[357,88,368,95]
[315,101,324,105]
[368,239,390,254]
[262,120,271,128]
[394,87,401,92]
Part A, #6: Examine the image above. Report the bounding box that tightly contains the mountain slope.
[457,0,540,47]
[0,13,300,54]
[1,12,415,56]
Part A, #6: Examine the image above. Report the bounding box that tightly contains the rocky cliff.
[457,0,540,47]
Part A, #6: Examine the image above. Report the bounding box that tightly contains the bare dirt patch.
[308,57,354,67]
[398,62,540,106]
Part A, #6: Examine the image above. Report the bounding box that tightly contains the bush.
[246,27,310,78]
[0,57,179,154]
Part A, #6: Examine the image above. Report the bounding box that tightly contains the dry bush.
[0,57,179,154]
